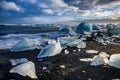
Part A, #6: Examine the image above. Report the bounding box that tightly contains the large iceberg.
[59,36,86,48]
[59,27,76,36]
[37,40,62,58]
[75,22,92,33]
[10,38,55,52]
[10,61,37,79]
[108,54,120,69]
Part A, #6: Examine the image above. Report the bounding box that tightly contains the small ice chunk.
[86,50,98,54]
[9,58,28,66]
[73,50,76,52]
[108,54,120,69]
[90,52,109,66]
[64,49,69,54]
[10,61,37,79]
[90,55,104,66]
[59,65,66,69]
[42,66,47,70]
[37,40,62,58]
[78,49,81,52]
[79,58,92,62]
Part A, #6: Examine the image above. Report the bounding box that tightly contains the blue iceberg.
[59,27,76,36]
[75,22,92,33]
[92,24,100,30]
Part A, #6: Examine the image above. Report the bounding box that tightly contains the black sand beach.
[0,41,120,80]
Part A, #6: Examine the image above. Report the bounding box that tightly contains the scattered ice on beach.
[108,54,120,69]
[37,40,62,58]
[86,50,98,54]
[59,65,66,69]
[9,58,28,66]
[90,52,110,66]
[79,58,93,62]
[10,61,37,79]
[64,49,69,54]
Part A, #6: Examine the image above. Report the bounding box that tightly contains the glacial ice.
[59,27,76,36]
[9,58,29,66]
[90,52,109,66]
[108,54,120,69]
[10,61,37,79]
[59,36,86,48]
[86,50,98,54]
[75,22,92,33]
[10,38,55,52]
[37,40,62,58]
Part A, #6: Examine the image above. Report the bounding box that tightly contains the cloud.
[43,9,54,14]
[0,1,22,12]
[23,16,75,24]
[20,0,37,4]
[96,1,120,10]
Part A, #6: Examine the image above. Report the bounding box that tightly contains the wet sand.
[0,41,120,80]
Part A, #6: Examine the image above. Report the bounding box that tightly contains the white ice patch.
[9,58,28,66]
[79,58,93,62]
[86,50,98,54]
[59,65,66,69]
[10,61,37,79]
[108,54,120,69]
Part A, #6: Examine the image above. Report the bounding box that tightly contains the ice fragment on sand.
[59,65,66,69]
[86,50,98,54]
[108,54,120,69]
[64,49,69,54]
[90,52,109,66]
[80,58,93,62]
[10,61,37,79]
[37,40,62,58]
[9,58,28,66]
[59,36,86,48]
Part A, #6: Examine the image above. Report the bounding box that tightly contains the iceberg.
[59,37,86,48]
[59,27,76,36]
[108,54,120,69]
[10,61,37,79]
[92,24,100,30]
[37,40,62,58]
[75,22,92,33]
[9,58,29,66]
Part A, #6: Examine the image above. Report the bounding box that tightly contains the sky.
[0,0,120,24]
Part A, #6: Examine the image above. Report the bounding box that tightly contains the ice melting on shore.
[59,37,86,48]
[9,58,28,66]
[10,61,37,79]
[37,40,62,58]
[10,38,55,52]
[90,52,110,66]
[108,54,120,69]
